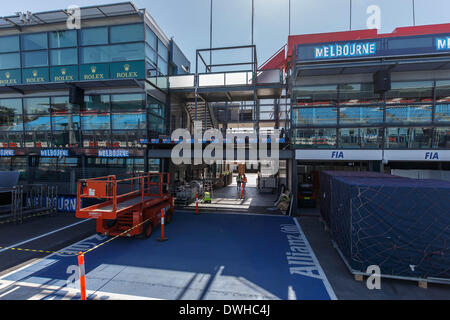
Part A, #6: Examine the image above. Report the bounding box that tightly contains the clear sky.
[1,0,449,69]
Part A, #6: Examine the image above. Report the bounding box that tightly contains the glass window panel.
[0,98,22,115]
[24,114,51,131]
[80,45,110,64]
[81,27,108,46]
[339,106,383,125]
[110,43,144,62]
[22,51,48,67]
[22,33,48,51]
[157,57,168,76]
[434,127,450,148]
[112,113,146,130]
[435,104,450,122]
[148,115,165,134]
[52,114,80,131]
[385,127,433,149]
[49,30,77,48]
[24,97,50,114]
[0,114,22,131]
[0,35,20,53]
[111,24,144,43]
[385,105,432,123]
[294,85,338,106]
[0,53,20,69]
[84,94,110,112]
[81,113,111,130]
[111,93,145,111]
[51,96,70,113]
[436,80,450,102]
[145,45,157,66]
[339,128,382,148]
[386,81,434,103]
[147,97,164,117]
[339,83,382,105]
[50,48,77,66]
[292,128,337,148]
[157,39,168,61]
[293,107,337,126]
[145,25,157,49]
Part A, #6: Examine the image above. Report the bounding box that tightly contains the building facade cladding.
[0,6,189,190]
[290,26,450,153]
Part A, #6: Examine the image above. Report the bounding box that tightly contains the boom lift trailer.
[76,173,174,238]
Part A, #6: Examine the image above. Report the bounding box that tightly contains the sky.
[1,0,449,70]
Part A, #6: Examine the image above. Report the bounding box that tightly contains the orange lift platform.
[76,173,174,238]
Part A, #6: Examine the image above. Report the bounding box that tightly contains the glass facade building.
[0,4,190,192]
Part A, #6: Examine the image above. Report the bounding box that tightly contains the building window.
[50,48,78,66]
[157,57,168,76]
[0,98,23,131]
[147,97,164,117]
[49,30,77,48]
[293,107,337,126]
[145,25,157,49]
[292,128,337,148]
[81,27,108,46]
[436,80,450,102]
[22,51,48,68]
[339,106,383,125]
[110,43,144,62]
[339,127,382,149]
[386,81,434,103]
[0,53,20,69]
[339,83,382,105]
[434,127,450,148]
[81,114,110,130]
[24,97,50,115]
[111,24,144,43]
[22,33,48,51]
[80,45,110,64]
[294,85,338,106]
[435,104,450,122]
[385,127,433,149]
[111,93,145,112]
[112,113,146,130]
[84,95,110,112]
[0,35,20,53]
[385,105,432,123]
[145,44,157,66]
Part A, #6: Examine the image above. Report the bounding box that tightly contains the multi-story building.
[0,3,191,194]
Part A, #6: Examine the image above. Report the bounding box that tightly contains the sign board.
[296,149,382,161]
[50,65,78,82]
[110,60,145,80]
[0,149,15,156]
[79,63,109,81]
[384,150,450,161]
[40,149,69,157]
[98,149,130,158]
[0,69,21,85]
[297,33,450,62]
[22,67,49,84]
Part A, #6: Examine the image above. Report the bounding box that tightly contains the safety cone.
[158,208,168,242]
[77,252,87,300]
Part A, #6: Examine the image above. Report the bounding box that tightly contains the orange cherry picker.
[76,173,174,238]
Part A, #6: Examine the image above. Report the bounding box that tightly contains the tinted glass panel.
[50,48,77,66]
[385,127,433,149]
[22,51,48,67]
[0,35,20,53]
[435,104,450,122]
[339,83,381,104]
[84,95,110,112]
[0,98,22,115]
[148,115,165,134]
[22,33,48,51]
[158,39,168,61]
[82,114,110,130]
[81,27,108,46]
[339,128,382,148]
[0,99,23,131]
[436,80,450,102]
[157,57,168,76]
[24,97,50,114]
[386,81,433,103]
[51,96,70,113]
[80,46,110,63]
[385,105,432,123]
[147,97,164,117]
[24,114,51,131]
[293,107,337,126]
[145,45,157,65]
[0,53,20,69]
[111,94,145,111]
[434,127,450,148]
[52,114,80,131]
[339,106,383,125]
[292,128,337,148]
[145,25,157,49]
[49,30,77,48]
[111,24,144,43]
[294,85,338,106]
[112,113,146,129]
[110,43,144,62]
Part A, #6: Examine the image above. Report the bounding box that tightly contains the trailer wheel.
[142,222,153,239]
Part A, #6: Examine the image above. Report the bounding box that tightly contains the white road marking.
[0,219,92,254]
[293,218,338,300]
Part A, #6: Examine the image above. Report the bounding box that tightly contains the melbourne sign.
[314,42,376,59]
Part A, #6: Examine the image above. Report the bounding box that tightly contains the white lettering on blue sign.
[98,149,130,158]
[425,152,439,160]
[314,42,376,59]
[40,149,69,157]
[0,149,14,156]
[436,38,450,50]
[331,151,344,159]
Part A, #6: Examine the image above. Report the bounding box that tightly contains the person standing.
[242,174,247,190]
[236,173,242,191]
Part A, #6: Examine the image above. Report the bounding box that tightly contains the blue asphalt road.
[0,211,336,300]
